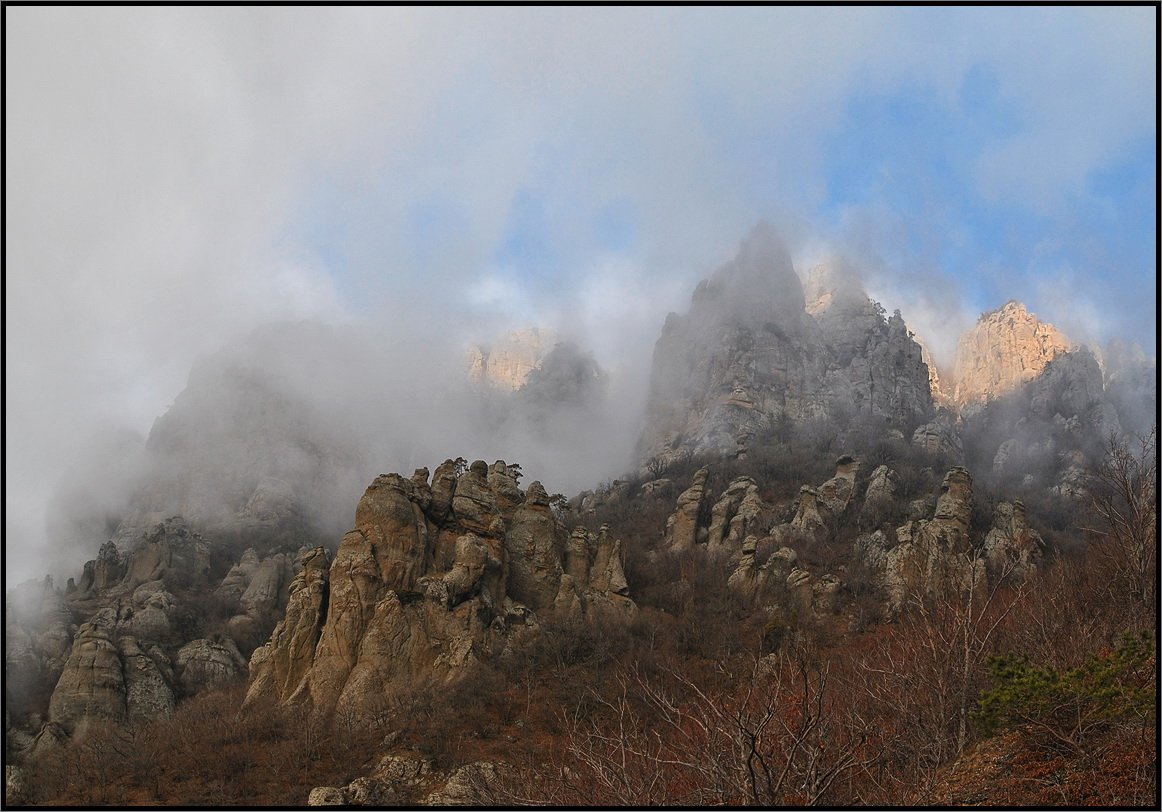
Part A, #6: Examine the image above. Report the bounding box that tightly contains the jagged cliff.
[637,224,934,469]
[466,328,555,390]
[950,301,1074,409]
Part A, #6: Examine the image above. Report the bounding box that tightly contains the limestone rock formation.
[706,477,771,553]
[982,501,1044,578]
[860,464,901,527]
[175,637,248,694]
[727,537,798,608]
[245,459,636,718]
[951,301,1073,408]
[765,456,863,547]
[46,610,175,737]
[663,467,710,549]
[817,455,860,514]
[856,467,985,614]
[467,327,555,390]
[504,481,566,611]
[912,417,964,460]
[1101,338,1158,436]
[514,341,606,411]
[245,547,330,706]
[309,753,433,806]
[637,225,933,469]
[963,347,1126,494]
[109,322,366,553]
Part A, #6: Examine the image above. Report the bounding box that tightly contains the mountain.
[5,223,1154,807]
[949,300,1074,409]
[466,327,555,391]
[637,223,934,470]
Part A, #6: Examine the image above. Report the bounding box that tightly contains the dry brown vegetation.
[20,429,1156,806]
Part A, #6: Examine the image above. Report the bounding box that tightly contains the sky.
[5,6,1157,585]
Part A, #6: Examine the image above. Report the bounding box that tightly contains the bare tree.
[1086,427,1157,613]
[515,645,873,806]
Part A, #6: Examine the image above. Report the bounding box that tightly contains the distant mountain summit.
[636,223,934,469]
[950,301,1074,409]
[466,327,555,391]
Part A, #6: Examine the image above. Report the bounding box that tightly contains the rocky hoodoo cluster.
[654,454,1046,623]
[950,301,1074,409]
[637,224,934,470]
[5,518,296,756]
[855,467,985,614]
[245,459,634,718]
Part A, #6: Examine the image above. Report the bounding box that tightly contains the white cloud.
[5,6,1154,584]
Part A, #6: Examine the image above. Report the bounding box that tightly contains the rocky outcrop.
[45,610,175,737]
[856,467,985,614]
[76,540,126,596]
[817,455,860,514]
[175,637,248,694]
[309,753,433,806]
[982,501,1044,578]
[307,755,506,807]
[912,417,964,459]
[467,327,554,391]
[951,301,1073,408]
[764,456,863,546]
[637,225,933,469]
[504,481,566,611]
[245,459,636,718]
[108,322,366,554]
[1101,339,1157,436]
[706,477,770,553]
[4,580,77,743]
[860,464,901,528]
[245,547,330,706]
[664,467,710,550]
[514,342,607,411]
[727,537,798,608]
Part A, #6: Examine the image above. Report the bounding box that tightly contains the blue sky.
[5,6,1158,582]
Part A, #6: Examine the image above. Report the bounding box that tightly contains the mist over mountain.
[5,218,1156,807]
[638,223,935,468]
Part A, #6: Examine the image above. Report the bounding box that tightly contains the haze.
[5,7,1156,585]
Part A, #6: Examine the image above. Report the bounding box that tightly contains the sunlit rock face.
[466,327,555,391]
[245,459,636,718]
[950,301,1074,409]
[637,223,934,469]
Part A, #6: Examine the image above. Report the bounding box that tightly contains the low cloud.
[6,7,1154,585]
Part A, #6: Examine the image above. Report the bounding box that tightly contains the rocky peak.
[804,260,868,318]
[466,327,555,391]
[702,221,807,323]
[637,225,934,469]
[951,301,1073,408]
